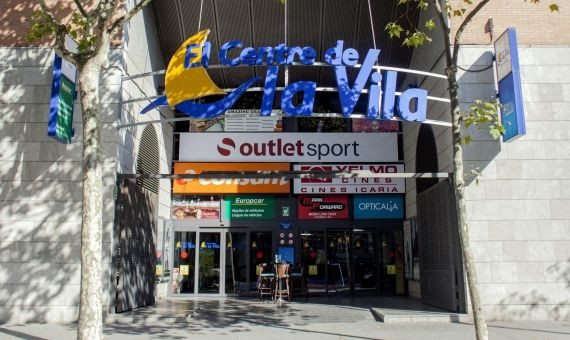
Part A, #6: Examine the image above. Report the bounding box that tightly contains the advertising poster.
[224,109,282,132]
[352,119,399,133]
[171,195,220,220]
[403,219,412,279]
[294,163,405,194]
[298,195,349,219]
[224,195,275,220]
[173,162,290,194]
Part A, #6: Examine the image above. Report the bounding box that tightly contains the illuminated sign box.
[173,162,290,194]
[298,195,349,220]
[224,195,275,220]
[293,163,405,194]
[178,133,398,162]
[353,195,404,219]
[494,28,526,142]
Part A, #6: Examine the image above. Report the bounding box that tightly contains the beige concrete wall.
[402,1,570,321]
[0,2,171,323]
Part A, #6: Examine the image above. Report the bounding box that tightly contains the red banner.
[298,195,349,219]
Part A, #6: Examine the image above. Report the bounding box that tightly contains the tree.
[387,1,559,339]
[27,1,153,339]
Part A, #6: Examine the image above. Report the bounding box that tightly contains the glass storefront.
[297,227,402,296]
[225,232,247,294]
[198,232,221,294]
[173,231,196,294]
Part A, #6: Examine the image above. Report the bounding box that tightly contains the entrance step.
[371,307,469,324]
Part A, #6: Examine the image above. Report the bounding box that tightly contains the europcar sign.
[178,133,398,162]
[141,29,427,121]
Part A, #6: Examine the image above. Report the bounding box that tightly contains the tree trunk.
[77,55,106,340]
[447,69,489,340]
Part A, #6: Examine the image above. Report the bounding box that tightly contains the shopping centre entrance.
[299,226,403,297]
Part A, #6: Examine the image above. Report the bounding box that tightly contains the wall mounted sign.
[352,119,399,133]
[173,163,290,194]
[281,206,290,217]
[224,195,275,220]
[495,28,526,142]
[353,195,404,219]
[140,29,427,122]
[171,196,220,220]
[179,133,397,162]
[293,164,405,194]
[224,109,282,132]
[48,54,76,143]
[298,195,349,220]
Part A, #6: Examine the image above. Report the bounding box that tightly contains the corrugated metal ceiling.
[152,0,419,89]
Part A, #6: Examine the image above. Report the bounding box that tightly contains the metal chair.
[274,263,291,303]
[290,264,308,300]
[256,263,274,301]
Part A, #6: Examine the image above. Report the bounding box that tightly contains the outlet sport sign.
[179,132,398,162]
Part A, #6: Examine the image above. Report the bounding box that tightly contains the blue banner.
[353,195,404,219]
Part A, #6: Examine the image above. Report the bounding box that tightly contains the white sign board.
[293,163,405,194]
[179,133,398,162]
[494,31,512,81]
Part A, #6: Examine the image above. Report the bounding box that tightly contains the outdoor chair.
[290,264,308,300]
[274,263,291,303]
[256,263,274,301]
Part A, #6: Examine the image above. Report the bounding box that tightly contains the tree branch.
[73,0,89,18]
[452,0,491,66]
[109,0,153,33]
[430,0,453,69]
[34,0,77,61]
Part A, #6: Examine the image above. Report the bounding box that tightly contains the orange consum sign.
[173,163,290,194]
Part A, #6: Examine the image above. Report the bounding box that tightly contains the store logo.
[140,29,427,122]
[217,137,235,156]
[300,196,345,211]
[358,201,400,212]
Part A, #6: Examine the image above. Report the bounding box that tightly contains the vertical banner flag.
[494,28,526,142]
[48,36,77,144]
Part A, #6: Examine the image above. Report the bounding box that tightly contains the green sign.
[282,206,290,217]
[55,76,75,143]
[224,195,275,220]
[48,54,76,144]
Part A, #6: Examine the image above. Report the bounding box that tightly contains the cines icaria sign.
[141,29,427,121]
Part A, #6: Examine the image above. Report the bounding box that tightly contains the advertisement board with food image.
[172,195,221,220]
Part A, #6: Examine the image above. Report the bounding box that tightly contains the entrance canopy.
[151,0,419,89]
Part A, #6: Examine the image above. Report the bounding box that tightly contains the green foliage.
[549,3,560,12]
[461,100,505,142]
[403,30,432,47]
[26,10,57,43]
[26,7,98,54]
[385,22,404,38]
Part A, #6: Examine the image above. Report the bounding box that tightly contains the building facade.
[0,0,568,324]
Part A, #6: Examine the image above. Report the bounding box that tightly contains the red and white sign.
[298,195,349,219]
[293,164,405,194]
[179,133,398,162]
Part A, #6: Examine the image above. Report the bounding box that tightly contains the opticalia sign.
[141,29,427,122]
[298,195,349,220]
[179,133,397,162]
[353,195,404,219]
[173,162,289,194]
[293,164,405,194]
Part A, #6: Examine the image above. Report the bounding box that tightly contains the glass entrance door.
[198,232,222,294]
[352,229,377,295]
[300,231,326,295]
[326,229,352,295]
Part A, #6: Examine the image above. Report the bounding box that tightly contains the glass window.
[225,232,247,295]
[173,231,196,294]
